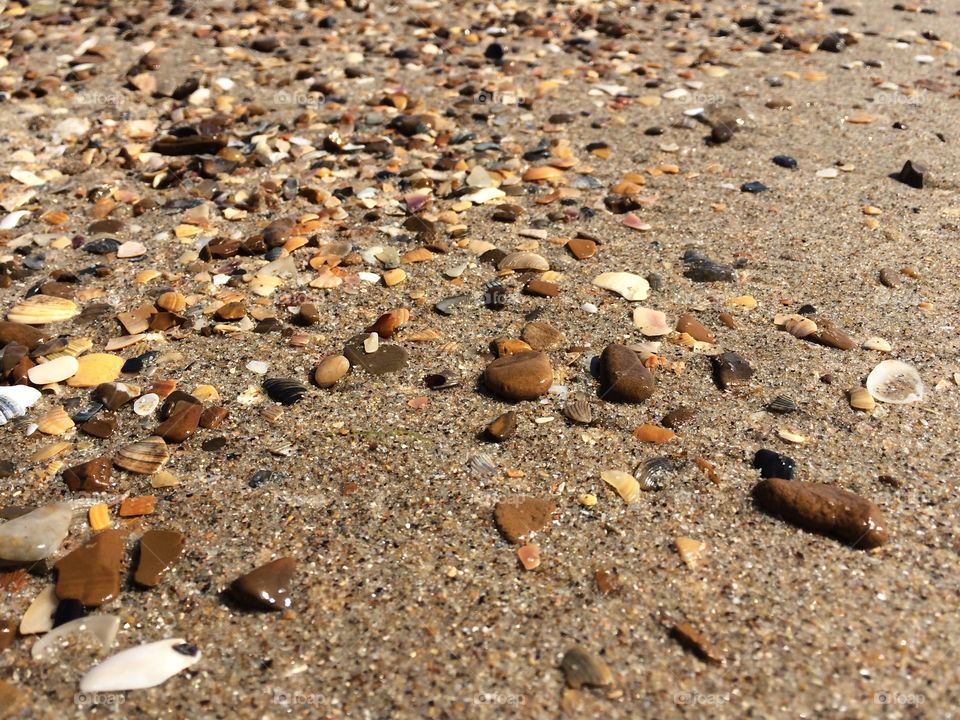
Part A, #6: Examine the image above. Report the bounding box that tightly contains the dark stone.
[753,449,796,480]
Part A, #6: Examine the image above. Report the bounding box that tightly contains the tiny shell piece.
[601,470,641,503]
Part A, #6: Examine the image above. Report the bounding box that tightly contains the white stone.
[0,503,72,562]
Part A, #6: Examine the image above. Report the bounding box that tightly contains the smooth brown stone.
[676,313,715,343]
[595,568,620,596]
[154,403,202,443]
[38,282,75,299]
[0,321,48,350]
[262,218,295,247]
[484,351,553,401]
[809,317,856,350]
[231,557,296,611]
[81,413,117,439]
[601,344,656,403]
[133,530,184,587]
[633,424,676,444]
[493,496,556,544]
[662,407,696,429]
[753,478,889,549]
[199,406,229,429]
[566,238,597,260]
[159,390,201,419]
[0,616,15,650]
[671,622,723,664]
[486,411,517,442]
[297,302,320,325]
[94,382,140,411]
[560,646,613,689]
[524,279,560,297]
[215,301,246,321]
[878,267,899,288]
[494,339,533,357]
[523,321,565,351]
[54,529,125,607]
[712,351,754,390]
[62,457,112,493]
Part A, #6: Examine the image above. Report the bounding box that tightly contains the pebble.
[712,351,754,390]
[682,250,737,282]
[484,352,553,401]
[155,403,203,443]
[493,497,556,543]
[600,344,656,403]
[773,155,798,169]
[230,557,296,611]
[753,449,796,480]
[675,313,715,343]
[486,411,517,442]
[741,181,768,193]
[808,318,856,350]
[521,322,565,351]
[560,646,613,690]
[63,457,113,492]
[633,424,676,444]
[662,407,696,429]
[54,529,125,606]
[524,279,560,297]
[675,537,707,568]
[0,320,49,349]
[134,530,185,587]
[592,272,650,301]
[133,393,161,416]
[517,544,540,571]
[95,382,140,410]
[79,638,201,693]
[343,334,409,375]
[753,478,889,549]
[566,238,597,260]
[314,355,350,388]
[897,160,928,189]
[671,622,723,664]
[0,502,72,562]
[27,355,79,385]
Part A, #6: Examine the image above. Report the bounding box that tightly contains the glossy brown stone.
[262,218,295,247]
[54,529,125,607]
[712,351,754,390]
[0,617,15,650]
[62,457,113,493]
[154,403,202,443]
[486,411,517,442]
[600,344,656,403]
[483,352,553,401]
[524,279,560,297]
[80,413,117,439]
[199,406,229,429]
[662,407,696,429]
[230,557,296,611]
[0,321,48,350]
[566,238,597,260]
[134,530,185,587]
[676,313,715,343]
[560,646,613,689]
[493,497,556,544]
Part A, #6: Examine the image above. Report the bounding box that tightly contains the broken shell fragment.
[0,385,41,425]
[632,307,671,336]
[866,360,923,404]
[592,272,650,301]
[601,469,641,504]
[36,407,75,435]
[114,436,169,474]
[79,638,201,692]
[27,355,79,385]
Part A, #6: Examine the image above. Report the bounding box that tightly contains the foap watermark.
[270,688,328,707]
[74,691,124,708]
[471,691,527,706]
[875,691,925,706]
[74,90,126,108]
[687,92,727,107]
[675,691,730,706]
[273,89,327,109]
[874,91,927,107]
[475,90,525,107]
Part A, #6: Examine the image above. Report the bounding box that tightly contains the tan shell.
[779,314,818,338]
[498,251,549,272]
[632,307,671,336]
[36,407,75,436]
[600,470,640,504]
[848,387,876,412]
[114,436,169,475]
[66,353,124,388]
[43,337,93,360]
[7,295,80,325]
[157,291,187,313]
[522,166,564,182]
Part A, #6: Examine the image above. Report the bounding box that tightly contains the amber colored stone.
[154,403,202,443]
[230,557,296,611]
[118,496,156,517]
[199,406,229,429]
[133,530,185,587]
[55,529,126,606]
[62,457,113,492]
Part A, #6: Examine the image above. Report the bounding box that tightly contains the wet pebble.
[484,352,553,401]
[712,351,754,390]
[230,557,296,611]
[753,449,796,480]
[560,646,613,690]
[601,344,656,403]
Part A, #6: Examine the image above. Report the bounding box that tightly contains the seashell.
[0,385,41,424]
[156,291,187,313]
[27,355,79,385]
[522,165,564,182]
[366,308,410,338]
[632,306,671,336]
[32,615,121,662]
[675,537,707,568]
[777,428,807,445]
[498,251,550,272]
[862,336,892,353]
[36,407,75,435]
[7,295,80,325]
[65,353,124,388]
[79,638,201,693]
[782,315,818,339]
[866,360,924,404]
[601,469,641,503]
[93,382,141,411]
[133,393,160,416]
[468,453,497,476]
[263,377,309,406]
[634,456,673,490]
[767,395,798,414]
[44,336,93,360]
[563,395,595,425]
[114,436,169,474]
[20,585,58,634]
[592,272,650,301]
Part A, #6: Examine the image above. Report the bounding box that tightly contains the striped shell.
[114,436,169,474]
[7,295,80,325]
[601,470,641,504]
[263,378,309,406]
[36,407,75,435]
[634,457,673,491]
[0,385,41,425]
[563,396,595,425]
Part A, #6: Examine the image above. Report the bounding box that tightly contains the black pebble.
[753,449,796,480]
[741,181,768,193]
[773,155,798,169]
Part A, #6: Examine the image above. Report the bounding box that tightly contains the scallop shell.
[767,395,798,414]
[114,436,169,474]
[468,453,497,476]
[36,407,75,436]
[866,360,924,404]
[601,469,641,503]
[157,292,187,313]
[563,396,595,425]
[263,377,309,406]
[634,457,673,491]
[7,295,80,325]
[0,385,41,425]
[79,638,201,693]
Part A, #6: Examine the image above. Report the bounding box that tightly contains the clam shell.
[866,360,924,404]
[263,377,309,406]
[601,469,641,503]
[563,396,595,425]
[634,457,673,490]
[79,638,201,692]
[767,395,798,414]
[27,355,80,385]
[468,453,497,476]
[36,407,75,436]
[498,251,550,272]
[7,295,80,325]
[632,306,671,336]
[592,272,650,301]
[0,385,41,425]
[32,615,121,662]
[114,436,169,474]
[783,315,818,339]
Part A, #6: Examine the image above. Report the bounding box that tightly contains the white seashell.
[246,360,270,375]
[0,209,30,229]
[27,355,80,385]
[79,638,201,692]
[0,385,41,425]
[461,187,506,204]
[592,272,650,301]
[133,393,160,416]
[632,307,671,336]
[498,251,549,272]
[0,502,72,562]
[32,615,121,661]
[363,332,380,353]
[19,585,58,635]
[867,360,924,404]
[862,336,892,353]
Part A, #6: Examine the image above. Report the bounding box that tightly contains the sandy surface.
[1,1,959,718]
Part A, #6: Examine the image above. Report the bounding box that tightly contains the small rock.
[0,503,72,562]
[682,250,737,282]
[897,159,928,189]
[675,313,715,343]
[230,557,296,610]
[753,449,796,479]
[601,344,656,403]
[54,529,125,606]
[493,497,556,543]
[484,352,553,401]
[671,622,723,664]
[712,351,754,389]
[662,407,696,429]
[486,411,517,442]
[560,646,613,690]
[134,530,184,587]
[63,458,113,492]
[314,355,350,388]
[521,321,565,351]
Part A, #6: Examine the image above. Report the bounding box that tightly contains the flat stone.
[54,529,126,606]
[601,344,656,403]
[314,355,350,387]
[230,557,296,611]
[753,478,889,549]
[62,457,113,492]
[81,413,117,439]
[494,496,556,544]
[134,530,185,587]
[566,238,597,260]
[521,321,565,351]
[712,351,754,390]
[343,334,408,375]
[524,279,560,297]
[662,407,696,429]
[484,351,553,401]
[154,403,202,443]
[0,503,72,562]
[0,321,48,349]
[560,646,613,689]
[486,411,517,442]
[682,250,737,282]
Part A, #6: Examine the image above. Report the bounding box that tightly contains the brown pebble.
[493,496,556,544]
[119,495,156,517]
[366,308,409,338]
[753,478,889,549]
[54,529,126,606]
[633,424,676,444]
[494,339,533,357]
[215,301,246,321]
[566,238,597,260]
[261,218,295,247]
[671,622,723,664]
[718,312,737,329]
[80,413,117,439]
[878,268,900,288]
[662,407,695,429]
[62,457,113,493]
[484,352,553,401]
[524,279,560,297]
[675,313,715,343]
[0,321,48,350]
[809,317,856,350]
[231,557,296,611]
[521,321,565,351]
[560,646,613,690]
[199,406,229,429]
[134,530,185,587]
[314,355,350,388]
[595,568,620,595]
[486,411,517,442]
[712,351,754,390]
[154,403,202,443]
[600,344,656,403]
[517,544,541,570]
[0,617,15,650]
[297,302,320,325]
